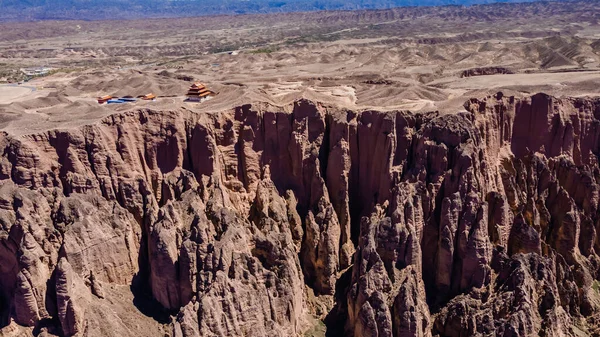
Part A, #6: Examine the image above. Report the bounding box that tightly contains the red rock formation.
[1,93,600,336]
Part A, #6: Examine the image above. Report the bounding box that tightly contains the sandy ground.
[0,85,36,104]
[1,61,599,136]
[431,71,600,91]
[1,1,600,135]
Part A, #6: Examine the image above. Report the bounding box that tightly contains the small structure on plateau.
[21,67,52,77]
[120,96,137,102]
[185,82,216,102]
[97,95,113,104]
[140,93,156,101]
[98,95,139,104]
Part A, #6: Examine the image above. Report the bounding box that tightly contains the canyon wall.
[1,93,600,336]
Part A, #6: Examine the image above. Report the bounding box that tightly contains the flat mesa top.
[0,0,599,136]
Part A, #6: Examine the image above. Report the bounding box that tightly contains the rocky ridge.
[1,92,600,336]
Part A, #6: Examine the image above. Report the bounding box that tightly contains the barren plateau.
[2,1,600,337]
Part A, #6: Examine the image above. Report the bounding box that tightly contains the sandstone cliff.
[1,93,600,336]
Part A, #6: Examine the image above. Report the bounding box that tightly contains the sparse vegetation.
[249,47,279,54]
[208,45,240,54]
[0,65,26,83]
[0,0,552,21]
[45,68,79,76]
[285,33,342,45]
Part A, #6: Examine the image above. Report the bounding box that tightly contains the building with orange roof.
[97,95,112,104]
[141,93,156,100]
[186,82,216,102]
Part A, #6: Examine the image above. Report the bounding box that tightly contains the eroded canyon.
[1,92,600,336]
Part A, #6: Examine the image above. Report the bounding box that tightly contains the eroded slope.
[1,94,600,336]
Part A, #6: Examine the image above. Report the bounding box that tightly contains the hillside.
[1,0,600,336]
[0,0,555,21]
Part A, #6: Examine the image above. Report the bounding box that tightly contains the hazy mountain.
[0,0,558,21]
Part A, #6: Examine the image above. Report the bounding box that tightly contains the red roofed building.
[186,82,216,102]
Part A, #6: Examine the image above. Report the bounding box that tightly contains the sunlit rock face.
[2,94,600,336]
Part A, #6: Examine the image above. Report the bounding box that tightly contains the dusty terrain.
[2,1,600,337]
[1,1,600,135]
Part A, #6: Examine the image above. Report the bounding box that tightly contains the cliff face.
[1,93,600,336]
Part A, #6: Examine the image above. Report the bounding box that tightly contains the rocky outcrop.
[55,258,90,337]
[1,93,600,336]
[346,203,431,337]
[460,66,514,78]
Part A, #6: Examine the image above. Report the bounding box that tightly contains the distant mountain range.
[0,0,561,21]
